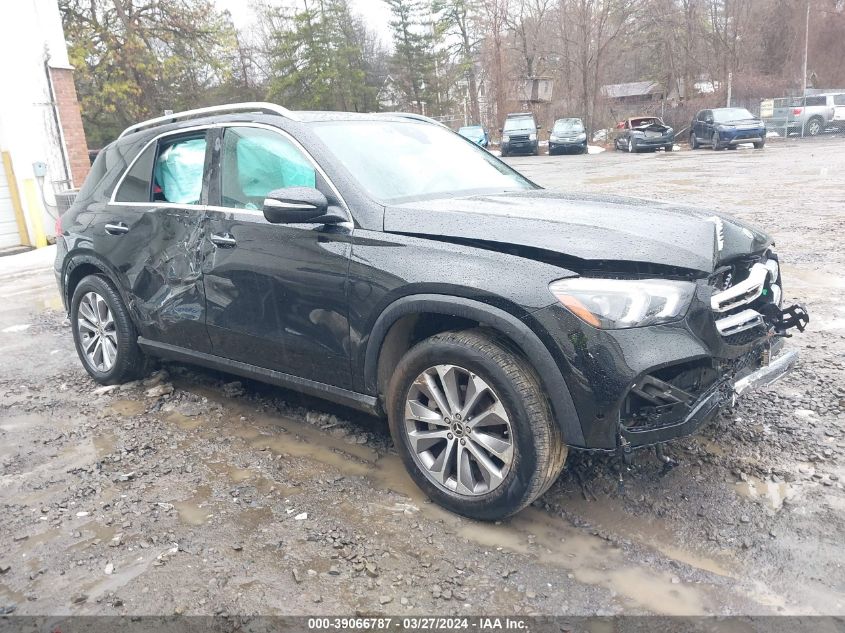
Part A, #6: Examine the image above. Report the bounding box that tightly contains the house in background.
[601,81,667,106]
[0,0,90,251]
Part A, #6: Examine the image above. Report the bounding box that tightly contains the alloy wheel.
[77,291,118,372]
[808,119,821,136]
[403,364,514,496]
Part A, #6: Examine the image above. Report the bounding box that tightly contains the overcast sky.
[215,0,394,43]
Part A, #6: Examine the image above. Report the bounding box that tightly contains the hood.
[384,191,771,275]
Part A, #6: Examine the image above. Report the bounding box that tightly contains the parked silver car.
[765,93,845,136]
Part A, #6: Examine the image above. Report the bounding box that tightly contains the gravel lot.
[1,136,843,617]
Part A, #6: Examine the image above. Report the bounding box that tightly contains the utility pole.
[726,72,732,107]
[801,2,810,95]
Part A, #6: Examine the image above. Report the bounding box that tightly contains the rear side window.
[805,96,826,106]
[113,134,207,204]
[220,127,316,210]
[834,94,845,106]
[114,143,156,202]
[154,137,207,204]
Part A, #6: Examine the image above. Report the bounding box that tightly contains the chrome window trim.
[109,122,352,223]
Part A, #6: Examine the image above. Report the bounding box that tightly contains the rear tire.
[387,329,567,521]
[753,140,765,149]
[664,144,673,152]
[71,275,150,385]
[805,117,823,136]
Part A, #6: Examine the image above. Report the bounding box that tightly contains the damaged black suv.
[55,102,809,520]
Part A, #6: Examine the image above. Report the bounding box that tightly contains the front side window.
[220,127,316,209]
[153,137,207,204]
[835,94,845,106]
[312,120,535,203]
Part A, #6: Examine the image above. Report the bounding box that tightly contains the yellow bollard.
[1,151,31,247]
[23,178,48,248]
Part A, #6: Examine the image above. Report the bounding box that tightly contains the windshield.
[312,121,535,203]
[503,117,535,132]
[459,126,484,136]
[713,108,755,122]
[553,119,584,133]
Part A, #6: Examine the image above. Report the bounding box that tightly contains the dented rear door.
[104,128,213,352]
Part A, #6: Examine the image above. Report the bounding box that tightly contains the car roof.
[117,102,446,140]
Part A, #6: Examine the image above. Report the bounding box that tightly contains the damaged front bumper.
[619,339,800,452]
[529,287,810,453]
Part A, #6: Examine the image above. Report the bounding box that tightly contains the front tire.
[712,132,724,150]
[628,137,637,153]
[690,132,699,149]
[753,140,765,149]
[71,275,149,385]
[387,329,567,521]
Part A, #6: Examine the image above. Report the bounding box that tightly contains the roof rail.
[118,102,299,139]
[380,112,449,128]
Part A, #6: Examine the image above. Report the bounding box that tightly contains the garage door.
[0,164,23,249]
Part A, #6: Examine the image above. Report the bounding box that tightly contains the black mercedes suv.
[55,102,808,520]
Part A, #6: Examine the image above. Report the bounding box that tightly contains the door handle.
[210,233,237,248]
[104,222,129,235]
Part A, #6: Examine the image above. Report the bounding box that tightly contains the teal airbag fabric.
[155,138,206,203]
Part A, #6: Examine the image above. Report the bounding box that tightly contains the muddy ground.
[1,136,843,617]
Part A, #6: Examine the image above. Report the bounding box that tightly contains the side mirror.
[263,187,345,224]
[705,117,714,124]
[537,125,542,130]
[499,128,503,132]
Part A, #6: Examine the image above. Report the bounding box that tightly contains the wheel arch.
[364,294,585,446]
[62,252,127,315]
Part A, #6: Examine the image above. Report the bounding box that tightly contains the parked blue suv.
[690,107,766,150]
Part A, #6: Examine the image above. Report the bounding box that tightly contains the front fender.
[362,293,586,446]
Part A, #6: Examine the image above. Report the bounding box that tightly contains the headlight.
[548,278,696,329]
[576,132,587,141]
[502,135,510,142]
[529,133,537,141]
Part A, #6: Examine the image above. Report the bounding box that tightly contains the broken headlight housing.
[549,278,696,329]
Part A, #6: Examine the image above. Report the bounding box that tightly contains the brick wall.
[48,66,90,188]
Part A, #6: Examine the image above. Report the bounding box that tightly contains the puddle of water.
[165,384,722,614]
[15,528,61,558]
[106,400,146,417]
[173,485,213,526]
[164,411,205,431]
[93,431,116,458]
[697,438,728,458]
[206,460,256,483]
[563,495,734,579]
[735,476,795,510]
[68,521,117,552]
[0,583,26,607]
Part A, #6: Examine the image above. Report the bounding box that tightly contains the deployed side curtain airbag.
[154,138,206,204]
[236,135,316,197]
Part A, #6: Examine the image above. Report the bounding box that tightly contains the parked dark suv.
[500,113,539,156]
[56,102,809,520]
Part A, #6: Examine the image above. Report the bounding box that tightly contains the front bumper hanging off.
[617,301,809,452]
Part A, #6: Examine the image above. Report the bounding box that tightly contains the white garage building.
[0,0,90,251]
